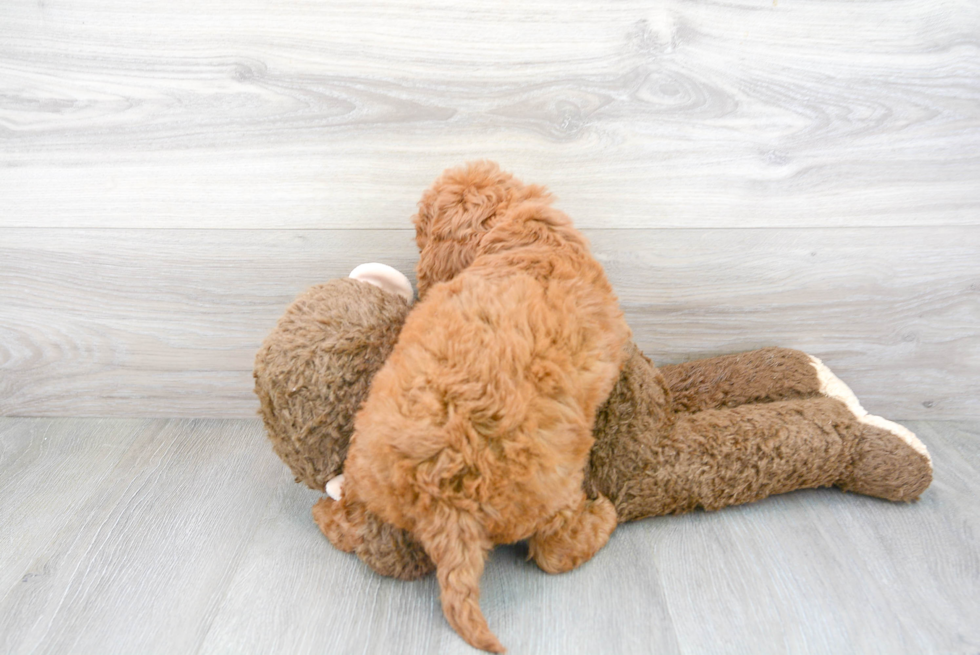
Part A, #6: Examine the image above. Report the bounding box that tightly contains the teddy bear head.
[253,264,413,491]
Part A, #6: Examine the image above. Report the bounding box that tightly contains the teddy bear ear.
[349,263,414,303]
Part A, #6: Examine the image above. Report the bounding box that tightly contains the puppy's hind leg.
[528,493,617,574]
[415,507,504,653]
[312,497,363,553]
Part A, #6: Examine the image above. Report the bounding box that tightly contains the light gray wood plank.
[2,418,977,654]
[1,0,978,229]
[0,418,284,655]
[200,476,682,655]
[613,420,980,654]
[2,226,977,419]
[598,227,980,420]
[0,228,419,418]
[0,418,144,599]
[194,456,449,654]
[652,489,980,653]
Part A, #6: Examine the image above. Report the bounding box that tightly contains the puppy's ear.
[415,236,480,298]
[412,161,552,297]
[413,161,515,245]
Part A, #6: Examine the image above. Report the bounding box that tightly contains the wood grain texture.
[1,417,977,653]
[648,418,980,653]
[1,0,978,229]
[0,418,284,654]
[0,418,143,601]
[2,226,977,419]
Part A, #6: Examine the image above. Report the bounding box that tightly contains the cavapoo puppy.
[340,161,631,652]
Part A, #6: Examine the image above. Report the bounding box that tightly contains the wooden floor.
[1,417,977,654]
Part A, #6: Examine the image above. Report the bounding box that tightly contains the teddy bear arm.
[659,347,821,414]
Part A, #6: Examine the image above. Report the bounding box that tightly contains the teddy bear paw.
[808,355,931,466]
[809,355,933,501]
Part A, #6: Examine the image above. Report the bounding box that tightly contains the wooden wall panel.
[1,0,978,418]
[1,227,976,418]
[1,0,978,229]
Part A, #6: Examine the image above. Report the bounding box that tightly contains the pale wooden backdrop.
[1,0,978,419]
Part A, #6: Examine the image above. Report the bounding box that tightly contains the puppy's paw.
[529,495,617,574]
[312,497,362,553]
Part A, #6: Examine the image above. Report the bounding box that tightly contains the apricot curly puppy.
[341,161,631,652]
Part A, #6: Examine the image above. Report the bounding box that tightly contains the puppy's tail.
[418,508,504,653]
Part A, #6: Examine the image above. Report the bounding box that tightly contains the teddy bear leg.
[527,493,617,574]
[659,347,823,413]
[647,397,857,514]
[837,420,933,501]
[630,394,931,518]
[809,359,932,501]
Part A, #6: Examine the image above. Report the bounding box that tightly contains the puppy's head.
[413,160,548,297]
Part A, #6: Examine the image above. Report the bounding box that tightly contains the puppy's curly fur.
[341,162,631,652]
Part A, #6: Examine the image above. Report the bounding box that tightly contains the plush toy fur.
[589,343,931,519]
[254,162,932,654]
[254,278,411,493]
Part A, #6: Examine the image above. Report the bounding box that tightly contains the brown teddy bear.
[255,161,931,654]
[254,264,932,649]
